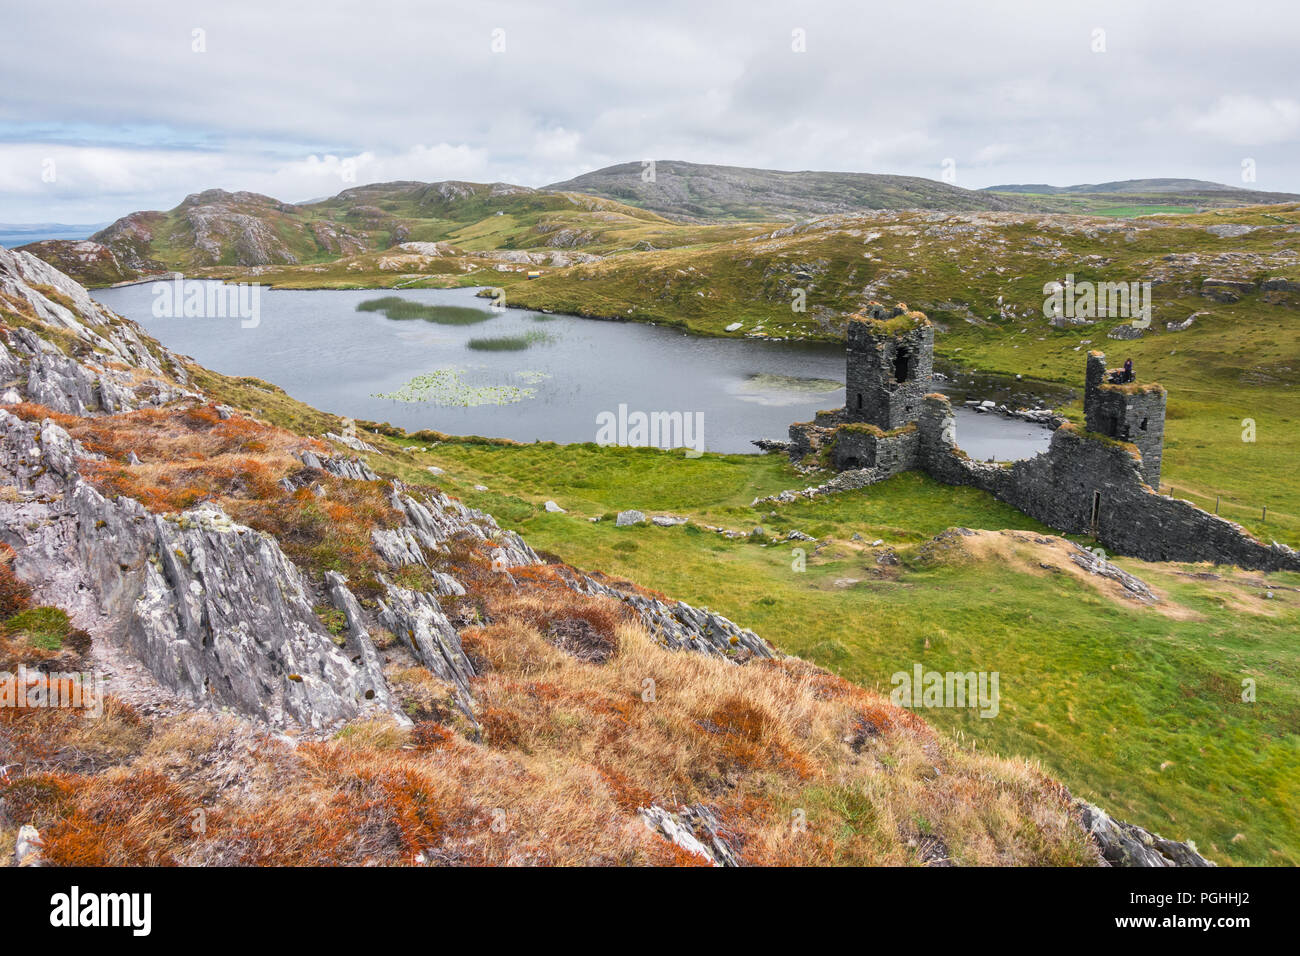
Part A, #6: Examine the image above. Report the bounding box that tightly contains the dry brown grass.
[0,615,1099,865]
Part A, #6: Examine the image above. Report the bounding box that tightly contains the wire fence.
[1159,483,1297,539]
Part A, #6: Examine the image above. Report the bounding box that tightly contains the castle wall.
[784,327,1291,573]
[830,425,919,475]
[917,395,1299,572]
[1087,387,1166,487]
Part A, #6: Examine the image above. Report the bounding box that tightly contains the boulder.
[1200,277,1256,303]
[13,825,42,867]
[1204,223,1255,238]
[1166,312,1203,333]
[616,510,646,526]
[1078,802,1215,867]
[1107,324,1144,340]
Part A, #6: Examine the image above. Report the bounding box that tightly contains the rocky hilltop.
[546,160,1039,220]
[19,181,683,287]
[0,248,1213,866]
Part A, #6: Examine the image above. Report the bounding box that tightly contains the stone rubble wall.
[776,392,1299,573]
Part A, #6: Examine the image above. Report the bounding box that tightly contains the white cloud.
[2,0,1299,221]
[1188,95,1300,146]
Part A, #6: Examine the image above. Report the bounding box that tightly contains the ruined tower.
[1084,351,1166,488]
[845,304,934,430]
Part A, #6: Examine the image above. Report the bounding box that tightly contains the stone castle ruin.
[1083,351,1165,488]
[782,304,1299,573]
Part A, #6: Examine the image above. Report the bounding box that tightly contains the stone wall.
[919,395,1300,572]
[829,423,919,473]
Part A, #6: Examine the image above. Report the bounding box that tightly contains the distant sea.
[0,224,106,248]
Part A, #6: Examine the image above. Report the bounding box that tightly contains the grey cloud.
[1,0,1297,221]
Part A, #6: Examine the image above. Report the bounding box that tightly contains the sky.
[1,0,1298,223]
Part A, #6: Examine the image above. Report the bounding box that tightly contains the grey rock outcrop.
[0,247,198,414]
[73,489,393,730]
[0,406,398,730]
[323,570,402,719]
[377,576,475,711]
[1200,277,1255,303]
[1068,543,1158,603]
[639,804,739,866]
[1204,223,1255,239]
[294,450,379,482]
[1166,312,1202,332]
[1078,802,1215,867]
[566,570,774,660]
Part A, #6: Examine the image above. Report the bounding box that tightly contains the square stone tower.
[1084,351,1167,487]
[845,303,934,430]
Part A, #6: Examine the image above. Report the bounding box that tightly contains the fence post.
[1215,495,1220,514]
[1262,505,1267,524]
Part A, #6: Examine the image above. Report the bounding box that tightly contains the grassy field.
[346,435,1300,866]
[1089,204,1198,217]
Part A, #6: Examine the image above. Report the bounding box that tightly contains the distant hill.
[72,182,679,275]
[13,239,140,286]
[982,178,1300,211]
[545,160,1036,221]
[985,179,1232,195]
[0,221,107,247]
[26,168,1300,288]
[20,180,738,285]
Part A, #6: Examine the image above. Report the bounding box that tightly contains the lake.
[91,283,1053,459]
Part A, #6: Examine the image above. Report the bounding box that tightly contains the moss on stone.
[834,421,917,439]
[1058,421,1142,458]
[847,309,930,334]
[1098,382,1166,397]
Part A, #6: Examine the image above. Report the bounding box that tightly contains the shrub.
[2,606,83,653]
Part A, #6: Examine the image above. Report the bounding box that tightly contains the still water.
[92,283,1052,459]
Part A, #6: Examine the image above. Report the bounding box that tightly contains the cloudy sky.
[1,0,1297,223]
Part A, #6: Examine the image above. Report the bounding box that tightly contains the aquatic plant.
[465,330,555,351]
[373,367,536,406]
[357,297,493,325]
